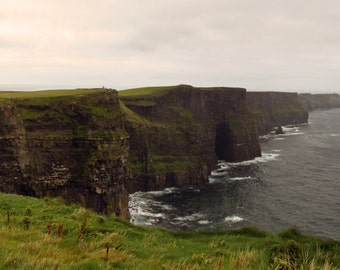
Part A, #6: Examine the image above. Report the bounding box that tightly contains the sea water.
[129,108,340,239]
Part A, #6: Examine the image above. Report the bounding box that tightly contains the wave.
[129,191,174,225]
[146,187,180,196]
[224,215,244,223]
[135,206,164,218]
[209,150,280,183]
[197,220,211,225]
[211,170,228,176]
[260,125,305,141]
[218,151,280,167]
[229,176,254,181]
[174,213,204,222]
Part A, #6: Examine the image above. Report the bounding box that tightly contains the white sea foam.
[228,152,280,166]
[282,125,302,132]
[275,126,304,137]
[255,152,280,163]
[174,213,204,222]
[211,170,228,177]
[208,177,218,183]
[136,206,164,218]
[224,215,244,223]
[217,163,230,169]
[229,176,253,181]
[261,125,305,141]
[129,206,165,226]
[147,187,180,196]
[210,152,280,183]
[281,132,304,136]
[259,135,270,140]
[129,191,174,226]
[209,151,280,183]
[160,204,174,210]
[198,220,211,225]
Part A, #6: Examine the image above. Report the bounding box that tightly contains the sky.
[1,0,340,92]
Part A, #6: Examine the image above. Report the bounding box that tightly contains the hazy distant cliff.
[298,93,340,110]
[247,92,309,135]
[0,86,308,219]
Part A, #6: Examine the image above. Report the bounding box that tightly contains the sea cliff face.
[0,90,130,219]
[0,86,308,219]
[298,93,340,110]
[247,92,309,135]
[120,85,261,193]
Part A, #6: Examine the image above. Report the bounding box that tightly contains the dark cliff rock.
[0,90,130,219]
[120,85,261,193]
[1,87,261,219]
[0,86,308,220]
[298,93,340,110]
[247,92,309,135]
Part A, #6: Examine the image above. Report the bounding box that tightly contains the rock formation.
[0,86,308,219]
[247,92,308,135]
[298,93,340,111]
[0,90,130,219]
[120,85,261,193]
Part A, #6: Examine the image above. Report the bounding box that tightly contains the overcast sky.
[1,0,340,92]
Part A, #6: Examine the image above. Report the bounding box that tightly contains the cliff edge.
[0,89,130,218]
[247,92,309,135]
[120,85,261,193]
[0,86,308,219]
[298,93,340,110]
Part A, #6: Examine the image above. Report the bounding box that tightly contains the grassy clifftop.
[0,192,339,269]
[118,85,181,98]
[0,88,100,98]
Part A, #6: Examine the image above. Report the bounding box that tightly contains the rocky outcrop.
[298,93,340,111]
[247,92,309,135]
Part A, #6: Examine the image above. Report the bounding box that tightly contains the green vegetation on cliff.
[119,100,151,126]
[0,192,339,270]
[118,85,180,98]
[0,89,100,100]
[1,88,121,138]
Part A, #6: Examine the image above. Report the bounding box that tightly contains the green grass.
[0,192,339,269]
[119,100,151,126]
[118,85,179,98]
[0,88,122,140]
[0,89,101,99]
[150,154,197,174]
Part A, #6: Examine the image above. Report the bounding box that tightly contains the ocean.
[129,108,340,239]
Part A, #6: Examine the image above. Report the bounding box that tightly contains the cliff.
[298,93,340,110]
[120,85,261,192]
[0,89,130,219]
[0,86,308,219]
[247,92,309,135]
[0,86,261,218]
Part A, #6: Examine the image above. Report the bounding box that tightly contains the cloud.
[1,0,340,91]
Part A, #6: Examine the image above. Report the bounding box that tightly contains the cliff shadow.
[215,123,233,161]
